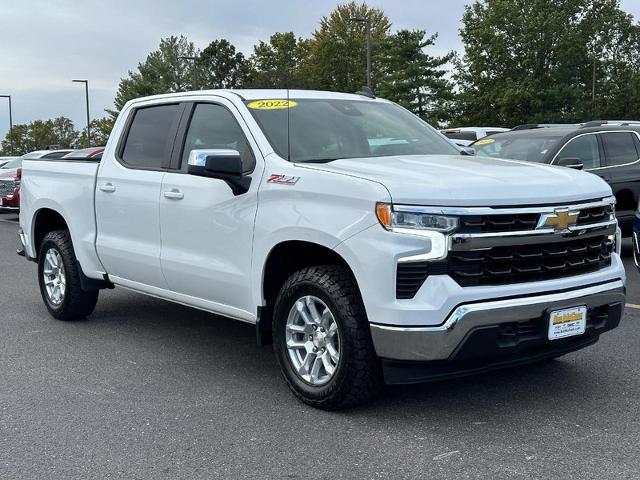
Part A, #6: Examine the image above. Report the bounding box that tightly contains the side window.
[120,104,180,169]
[601,132,639,167]
[181,103,255,173]
[557,135,601,169]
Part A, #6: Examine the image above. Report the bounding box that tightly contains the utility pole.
[72,80,91,147]
[0,95,13,155]
[351,17,372,89]
[179,56,198,90]
[592,56,597,117]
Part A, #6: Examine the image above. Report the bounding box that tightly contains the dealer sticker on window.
[548,306,587,340]
[247,99,297,110]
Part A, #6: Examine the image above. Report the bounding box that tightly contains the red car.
[0,149,73,211]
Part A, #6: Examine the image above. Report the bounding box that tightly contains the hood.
[302,155,612,206]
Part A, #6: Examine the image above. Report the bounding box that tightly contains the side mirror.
[188,149,251,195]
[555,157,584,170]
[460,147,476,156]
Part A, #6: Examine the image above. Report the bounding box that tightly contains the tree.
[113,35,198,114]
[247,32,311,89]
[197,39,251,89]
[306,2,391,92]
[376,30,455,125]
[0,117,78,155]
[455,0,640,126]
[77,117,115,147]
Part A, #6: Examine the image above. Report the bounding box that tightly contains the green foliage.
[377,30,455,125]
[306,1,391,92]
[455,0,640,126]
[77,117,115,147]
[197,39,251,89]
[246,32,311,89]
[0,117,78,155]
[113,35,197,114]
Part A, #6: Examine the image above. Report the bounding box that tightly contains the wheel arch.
[32,208,69,259]
[257,240,362,345]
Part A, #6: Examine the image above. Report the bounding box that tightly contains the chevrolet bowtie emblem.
[537,209,579,231]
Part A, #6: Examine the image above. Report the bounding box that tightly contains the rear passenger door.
[95,102,183,288]
[599,131,640,229]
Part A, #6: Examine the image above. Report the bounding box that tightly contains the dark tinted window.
[121,104,180,169]
[442,131,477,141]
[181,103,255,173]
[42,151,72,159]
[557,134,601,169]
[601,132,639,166]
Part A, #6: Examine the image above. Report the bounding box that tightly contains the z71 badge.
[267,174,300,185]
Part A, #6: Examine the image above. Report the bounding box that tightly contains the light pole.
[179,56,198,90]
[72,80,90,147]
[0,95,12,155]
[351,17,372,89]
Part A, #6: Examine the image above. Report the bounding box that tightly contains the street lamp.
[0,95,12,155]
[351,17,372,89]
[179,56,198,90]
[72,80,91,147]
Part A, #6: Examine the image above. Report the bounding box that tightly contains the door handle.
[100,183,116,193]
[163,189,184,200]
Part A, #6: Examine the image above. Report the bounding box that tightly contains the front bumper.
[370,279,624,371]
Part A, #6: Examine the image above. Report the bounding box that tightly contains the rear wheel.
[38,230,98,321]
[273,265,382,410]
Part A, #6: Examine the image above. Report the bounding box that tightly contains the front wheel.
[38,230,99,321]
[273,266,382,410]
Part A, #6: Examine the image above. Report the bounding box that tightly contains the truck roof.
[125,89,386,106]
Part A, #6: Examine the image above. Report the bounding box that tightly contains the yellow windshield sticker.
[474,138,495,145]
[248,99,298,110]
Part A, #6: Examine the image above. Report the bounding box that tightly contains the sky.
[1,0,640,141]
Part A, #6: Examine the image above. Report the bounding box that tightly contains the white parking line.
[626,303,640,310]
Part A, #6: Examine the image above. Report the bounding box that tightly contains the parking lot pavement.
[0,219,639,480]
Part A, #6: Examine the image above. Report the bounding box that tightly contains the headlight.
[376,203,458,233]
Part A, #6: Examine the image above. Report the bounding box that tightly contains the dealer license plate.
[548,306,587,340]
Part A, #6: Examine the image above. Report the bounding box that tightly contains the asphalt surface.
[0,212,639,480]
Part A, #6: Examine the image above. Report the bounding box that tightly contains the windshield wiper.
[296,158,341,164]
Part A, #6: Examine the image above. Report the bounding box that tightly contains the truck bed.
[20,159,104,277]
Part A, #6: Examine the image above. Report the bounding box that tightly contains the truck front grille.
[0,179,15,197]
[396,235,613,297]
[458,203,613,234]
[446,235,613,287]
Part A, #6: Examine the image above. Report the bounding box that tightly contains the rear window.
[120,104,181,169]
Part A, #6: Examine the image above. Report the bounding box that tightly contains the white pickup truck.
[19,90,626,409]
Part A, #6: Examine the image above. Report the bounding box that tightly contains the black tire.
[272,265,382,410]
[38,230,99,321]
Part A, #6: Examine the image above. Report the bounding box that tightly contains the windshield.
[245,98,459,162]
[1,157,22,169]
[472,134,564,162]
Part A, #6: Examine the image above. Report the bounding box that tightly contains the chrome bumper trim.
[450,221,616,250]
[370,280,625,361]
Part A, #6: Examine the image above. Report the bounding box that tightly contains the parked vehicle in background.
[441,127,510,146]
[472,125,640,235]
[0,150,73,211]
[0,156,18,168]
[633,201,640,270]
[61,147,105,161]
[19,90,624,409]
